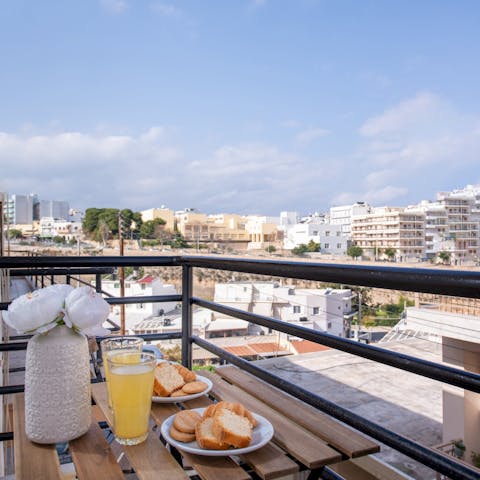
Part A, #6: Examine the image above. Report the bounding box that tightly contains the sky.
[1,0,480,215]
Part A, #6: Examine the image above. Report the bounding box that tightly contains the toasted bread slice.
[173,363,197,382]
[203,401,257,427]
[195,417,230,450]
[153,362,185,397]
[212,408,252,448]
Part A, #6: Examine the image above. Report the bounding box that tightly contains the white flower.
[64,286,110,336]
[3,285,73,334]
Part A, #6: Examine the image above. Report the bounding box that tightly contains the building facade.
[351,207,426,261]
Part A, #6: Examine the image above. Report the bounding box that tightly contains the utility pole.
[118,212,126,335]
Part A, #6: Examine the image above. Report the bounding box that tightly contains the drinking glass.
[107,352,156,445]
[100,336,144,408]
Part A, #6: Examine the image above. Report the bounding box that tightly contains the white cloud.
[150,2,182,16]
[296,127,330,144]
[100,0,128,14]
[331,91,480,208]
[252,0,267,7]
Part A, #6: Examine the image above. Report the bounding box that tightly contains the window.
[325,231,330,236]
[141,284,146,290]
[114,282,119,289]
[293,305,301,313]
[336,231,341,236]
[313,230,318,235]
[313,307,319,314]
[324,243,329,249]
[337,243,342,249]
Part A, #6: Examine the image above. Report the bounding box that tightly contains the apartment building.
[245,216,279,249]
[4,194,36,224]
[213,281,353,338]
[351,207,425,261]
[39,217,82,241]
[406,189,480,262]
[329,201,372,236]
[101,275,178,333]
[140,207,175,231]
[284,220,348,254]
[175,210,250,243]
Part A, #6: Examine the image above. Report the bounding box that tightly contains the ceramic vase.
[24,325,91,443]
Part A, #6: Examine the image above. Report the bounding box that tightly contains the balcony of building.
[1,255,480,480]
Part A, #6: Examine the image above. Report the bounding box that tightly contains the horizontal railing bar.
[192,297,480,394]
[2,295,181,310]
[0,432,13,442]
[105,295,182,305]
[181,256,480,298]
[0,255,181,268]
[9,267,114,277]
[0,385,24,394]
[192,336,479,480]
[0,342,28,352]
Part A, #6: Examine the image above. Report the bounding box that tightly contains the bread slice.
[203,401,257,428]
[173,363,197,382]
[212,408,252,448]
[153,363,185,397]
[195,417,230,450]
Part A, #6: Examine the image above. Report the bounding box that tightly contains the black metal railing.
[1,255,480,480]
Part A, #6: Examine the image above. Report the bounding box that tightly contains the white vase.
[25,325,91,444]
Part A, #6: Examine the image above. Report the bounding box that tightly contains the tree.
[347,245,363,259]
[438,251,451,265]
[8,229,23,239]
[307,240,320,252]
[53,236,65,244]
[384,248,396,261]
[139,218,166,239]
[292,244,308,255]
[265,245,276,253]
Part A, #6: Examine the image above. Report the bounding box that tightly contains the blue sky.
[1,0,480,215]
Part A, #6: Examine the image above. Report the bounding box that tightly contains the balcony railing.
[1,255,480,480]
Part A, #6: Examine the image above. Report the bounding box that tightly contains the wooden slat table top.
[69,417,124,480]
[12,394,63,480]
[91,383,190,480]
[216,366,380,458]
[150,386,299,480]
[201,370,343,469]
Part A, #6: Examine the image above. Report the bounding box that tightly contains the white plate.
[152,375,213,403]
[160,407,274,456]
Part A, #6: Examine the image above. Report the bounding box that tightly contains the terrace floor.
[255,336,447,480]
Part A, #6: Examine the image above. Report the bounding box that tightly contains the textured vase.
[25,325,91,444]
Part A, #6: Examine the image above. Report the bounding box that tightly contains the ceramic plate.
[152,375,213,403]
[160,407,274,456]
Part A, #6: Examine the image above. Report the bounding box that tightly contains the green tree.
[292,244,308,255]
[82,208,101,235]
[140,218,166,239]
[8,229,23,239]
[438,251,451,265]
[53,236,65,244]
[307,240,320,252]
[347,245,363,259]
[384,248,396,261]
[265,245,277,253]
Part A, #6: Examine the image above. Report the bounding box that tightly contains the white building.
[101,275,178,333]
[284,221,348,254]
[330,202,372,236]
[39,217,82,240]
[214,282,353,338]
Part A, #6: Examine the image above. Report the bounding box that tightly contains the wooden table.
[12,366,380,480]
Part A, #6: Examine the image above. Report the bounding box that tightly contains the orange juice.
[103,350,141,408]
[108,353,155,445]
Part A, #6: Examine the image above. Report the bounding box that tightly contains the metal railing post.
[66,274,70,285]
[95,273,102,293]
[181,264,193,369]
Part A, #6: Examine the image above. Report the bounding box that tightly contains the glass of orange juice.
[100,336,144,408]
[107,352,156,445]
